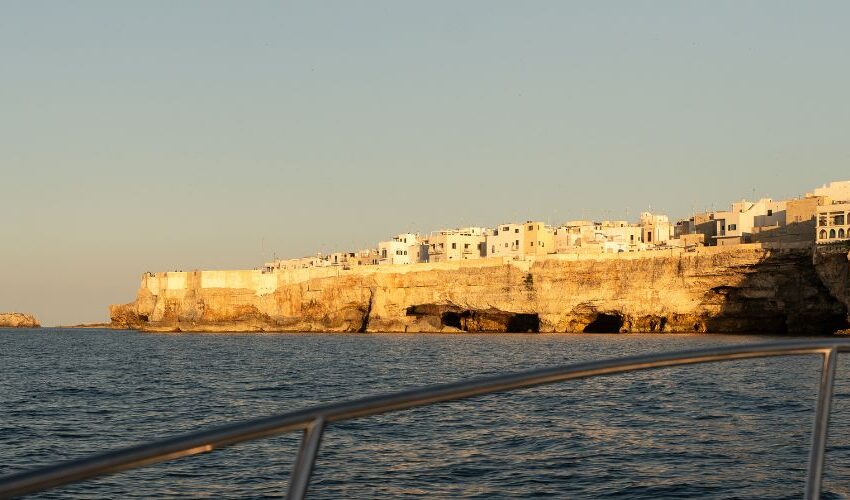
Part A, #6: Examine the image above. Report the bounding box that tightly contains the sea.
[2,329,850,499]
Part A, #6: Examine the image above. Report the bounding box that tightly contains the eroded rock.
[110,247,850,335]
[0,313,40,328]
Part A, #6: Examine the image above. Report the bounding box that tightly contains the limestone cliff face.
[110,246,850,335]
[0,313,40,328]
[813,243,850,325]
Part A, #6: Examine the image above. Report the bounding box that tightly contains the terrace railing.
[0,339,846,499]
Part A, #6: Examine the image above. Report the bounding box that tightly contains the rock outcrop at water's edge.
[0,313,40,328]
[110,245,850,335]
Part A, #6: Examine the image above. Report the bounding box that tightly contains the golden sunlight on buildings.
[262,180,850,272]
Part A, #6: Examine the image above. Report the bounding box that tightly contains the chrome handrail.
[0,339,847,499]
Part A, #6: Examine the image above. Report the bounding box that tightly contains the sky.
[2,1,849,325]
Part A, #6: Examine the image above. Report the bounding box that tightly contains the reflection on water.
[1,330,848,498]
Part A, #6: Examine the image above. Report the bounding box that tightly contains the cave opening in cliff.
[583,313,624,333]
[441,311,466,330]
[506,313,540,333]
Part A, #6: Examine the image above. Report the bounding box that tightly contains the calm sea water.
[2,329,850,499]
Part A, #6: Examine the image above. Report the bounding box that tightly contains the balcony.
[817,225,849,243]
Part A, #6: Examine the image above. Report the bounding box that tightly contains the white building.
[711,198,786,246]
[325,252,354,267]
[355,249,381,266]
[817,202,850,243]
[599,220,642,249]
[378,233,423,265]
[806,180,850,244]
[639,212,673,246]
[428,227,489,262]
[553,225,583,253]
[486,223,525,259]
[264,254,326,271]
[554,220,643,253]
[808,181,850,201]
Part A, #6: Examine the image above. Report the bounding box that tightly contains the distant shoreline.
[56,323,115,329]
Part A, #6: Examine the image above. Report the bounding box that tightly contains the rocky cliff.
[110,246,850,335]
[813,242,850,329]
[0,313,40,328]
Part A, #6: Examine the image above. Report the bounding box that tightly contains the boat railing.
[0,339,846,499]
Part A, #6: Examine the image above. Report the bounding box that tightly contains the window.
[767,210,773,216]
[528,225,533,230]
[540,241,544,247]
[647,233,652,242]
[492,245,495,253]
[464,243,470,249]
[503,226,509,231]
[840,229,846,238]
[530,242,534,246]
[451,243,456,249]
[515,240,519,246]
[729,224,737,231]
[830,229,836,238]
[515,228,519,233]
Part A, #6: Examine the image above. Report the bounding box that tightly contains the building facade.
[711,199,786,246]
[817,201,850,244]
[523,221,555,256]
[378,233,422,265]
[486,223,525,259]
[428,227,488,262]
[262,179,850,269]
[808,181,850,201]
[639,212,673,245]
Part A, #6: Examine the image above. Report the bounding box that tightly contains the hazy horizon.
[2,1,849,325]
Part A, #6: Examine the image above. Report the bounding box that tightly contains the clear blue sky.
[2,1,848,325]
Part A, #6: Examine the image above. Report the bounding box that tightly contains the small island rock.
[0,313,41,328]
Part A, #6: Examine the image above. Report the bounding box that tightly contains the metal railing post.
[805,347,838,500]
[287,417,326,500]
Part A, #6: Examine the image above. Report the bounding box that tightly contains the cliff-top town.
[264,180,850,272]
[117,179,850,335]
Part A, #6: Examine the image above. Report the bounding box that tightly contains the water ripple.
[1,330,847,498]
